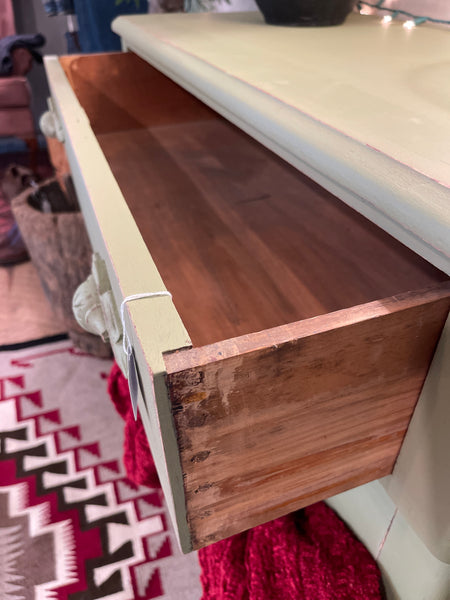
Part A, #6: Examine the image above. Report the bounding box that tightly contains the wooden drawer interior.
[59,51,448,345]
[59,52,450,549]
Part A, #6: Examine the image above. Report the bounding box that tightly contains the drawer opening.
[60,51,447,348]
[58,51,450,550]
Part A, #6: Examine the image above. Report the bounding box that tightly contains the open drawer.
[44,51,450,552]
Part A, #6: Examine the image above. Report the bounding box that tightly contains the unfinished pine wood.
[97,121,447,347]
[164,284,450,548]
[45,136,71,185]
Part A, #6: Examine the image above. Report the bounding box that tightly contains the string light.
[357,0,450,27]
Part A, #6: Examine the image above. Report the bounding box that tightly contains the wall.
[378,0,449,19]
[358,0,450,22]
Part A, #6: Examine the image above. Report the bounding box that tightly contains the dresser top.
[113,12,450,273]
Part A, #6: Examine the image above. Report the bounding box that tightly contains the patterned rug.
[0,338,202,600]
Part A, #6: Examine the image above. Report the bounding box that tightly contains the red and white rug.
[0,338,202,600]
[0,337,385,600]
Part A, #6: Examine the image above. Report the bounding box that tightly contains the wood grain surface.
[62,51,447,347]
[165,284,450,548]
[59,52,215,135]
[45,136,71,186]
[98,120,446,346]
[112,14,450,274]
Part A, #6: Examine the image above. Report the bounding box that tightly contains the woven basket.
[11,177,111,357]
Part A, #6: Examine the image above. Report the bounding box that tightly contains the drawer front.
[44,54,193,550]
[44,52,450,554]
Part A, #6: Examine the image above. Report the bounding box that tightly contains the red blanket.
[108,363,384,600]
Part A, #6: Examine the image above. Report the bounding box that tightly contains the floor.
[0,148,66,346]
[0,260,66,345]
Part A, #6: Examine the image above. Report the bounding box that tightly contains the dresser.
[43,12,450,599]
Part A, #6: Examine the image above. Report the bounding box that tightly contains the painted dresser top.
[113,12,450,273]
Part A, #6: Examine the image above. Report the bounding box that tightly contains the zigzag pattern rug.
[0,339,201,600]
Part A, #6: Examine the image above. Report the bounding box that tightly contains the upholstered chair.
[0,0,38,168]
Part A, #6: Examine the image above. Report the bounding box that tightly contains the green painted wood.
[44,55,193,552]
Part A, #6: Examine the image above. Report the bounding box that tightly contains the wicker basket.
[11,177,111,357]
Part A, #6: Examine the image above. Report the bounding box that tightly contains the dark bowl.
[255,0,356,26]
